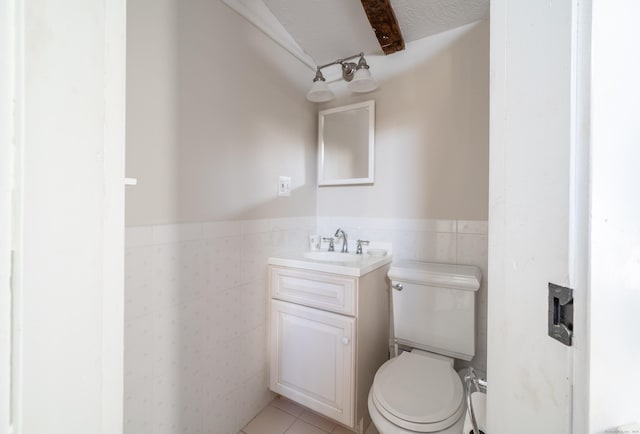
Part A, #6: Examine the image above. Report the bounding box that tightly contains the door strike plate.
[548,282,574,346]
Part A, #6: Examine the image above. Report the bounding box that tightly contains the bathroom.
[3,1,640,434]
[124,0,488,432]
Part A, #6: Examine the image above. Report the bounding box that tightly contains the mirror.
[318,100,375,186]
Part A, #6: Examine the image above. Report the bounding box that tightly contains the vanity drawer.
[270,266,356,316]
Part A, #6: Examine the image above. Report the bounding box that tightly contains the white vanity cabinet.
[268,262,390,433]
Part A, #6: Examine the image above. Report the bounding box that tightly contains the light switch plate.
[278,176,291,197]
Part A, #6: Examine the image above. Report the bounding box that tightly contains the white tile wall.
[124,217,315,434]
[125,216,488,434]
[317,216,489,373]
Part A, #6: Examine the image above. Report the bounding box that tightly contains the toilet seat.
[371,351,464,432]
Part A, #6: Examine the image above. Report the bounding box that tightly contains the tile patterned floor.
[240,396,379,434]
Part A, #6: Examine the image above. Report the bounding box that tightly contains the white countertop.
[268,250,392,277]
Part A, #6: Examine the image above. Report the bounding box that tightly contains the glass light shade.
[306,80,335,102]
[348,68,378,93]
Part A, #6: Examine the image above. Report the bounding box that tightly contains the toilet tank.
[389,261,482,361]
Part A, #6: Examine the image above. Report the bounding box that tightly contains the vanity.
[268,251,391,433]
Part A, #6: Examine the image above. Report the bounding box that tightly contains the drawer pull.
[342,336,350,345]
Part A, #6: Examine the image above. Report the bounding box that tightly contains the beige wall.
[124,2,317,432]
[126,0,317,226]
[126,7,488,225]
[317,21,489,220]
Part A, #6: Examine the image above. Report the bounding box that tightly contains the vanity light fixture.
[306,52,378,103]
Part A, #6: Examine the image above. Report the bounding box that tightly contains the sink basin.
[269,247,392,277]
[304,251,361,263]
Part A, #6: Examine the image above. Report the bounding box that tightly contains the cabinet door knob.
[342,336,350,345]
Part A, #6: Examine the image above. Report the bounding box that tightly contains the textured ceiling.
[262,0,489,66]
[223,0,489,68]
[391,0,489,41]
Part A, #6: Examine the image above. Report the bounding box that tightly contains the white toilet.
[368,261,482,434]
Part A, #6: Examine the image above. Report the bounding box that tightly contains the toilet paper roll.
[463,391,487,434]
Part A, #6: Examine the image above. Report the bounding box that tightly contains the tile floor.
[240,396,379,434]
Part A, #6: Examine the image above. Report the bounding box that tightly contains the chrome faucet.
[334,228,348,253]
[322,237,335,252]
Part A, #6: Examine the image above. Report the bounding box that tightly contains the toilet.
[368,261,482,434]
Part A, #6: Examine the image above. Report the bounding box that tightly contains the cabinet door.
[270,300,355,427]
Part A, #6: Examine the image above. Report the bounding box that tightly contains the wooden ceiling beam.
[360,0,405,55]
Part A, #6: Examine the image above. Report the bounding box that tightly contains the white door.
[270,300,355,426]
[487,1,587,432]
[587,2,640,432]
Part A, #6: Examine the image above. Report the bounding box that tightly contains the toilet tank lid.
[388,261,482,291]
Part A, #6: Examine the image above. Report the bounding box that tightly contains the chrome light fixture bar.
[306,52,378,103]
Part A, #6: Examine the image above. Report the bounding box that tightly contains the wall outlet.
[278,176,291,197]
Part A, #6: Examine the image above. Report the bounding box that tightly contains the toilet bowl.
[367,350,466,433]
[368,261,481,434]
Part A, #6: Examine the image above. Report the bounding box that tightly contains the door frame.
[487,0,590,432]
[0,0,15,430]
[1,0,127,432]
[569,0,592,432]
